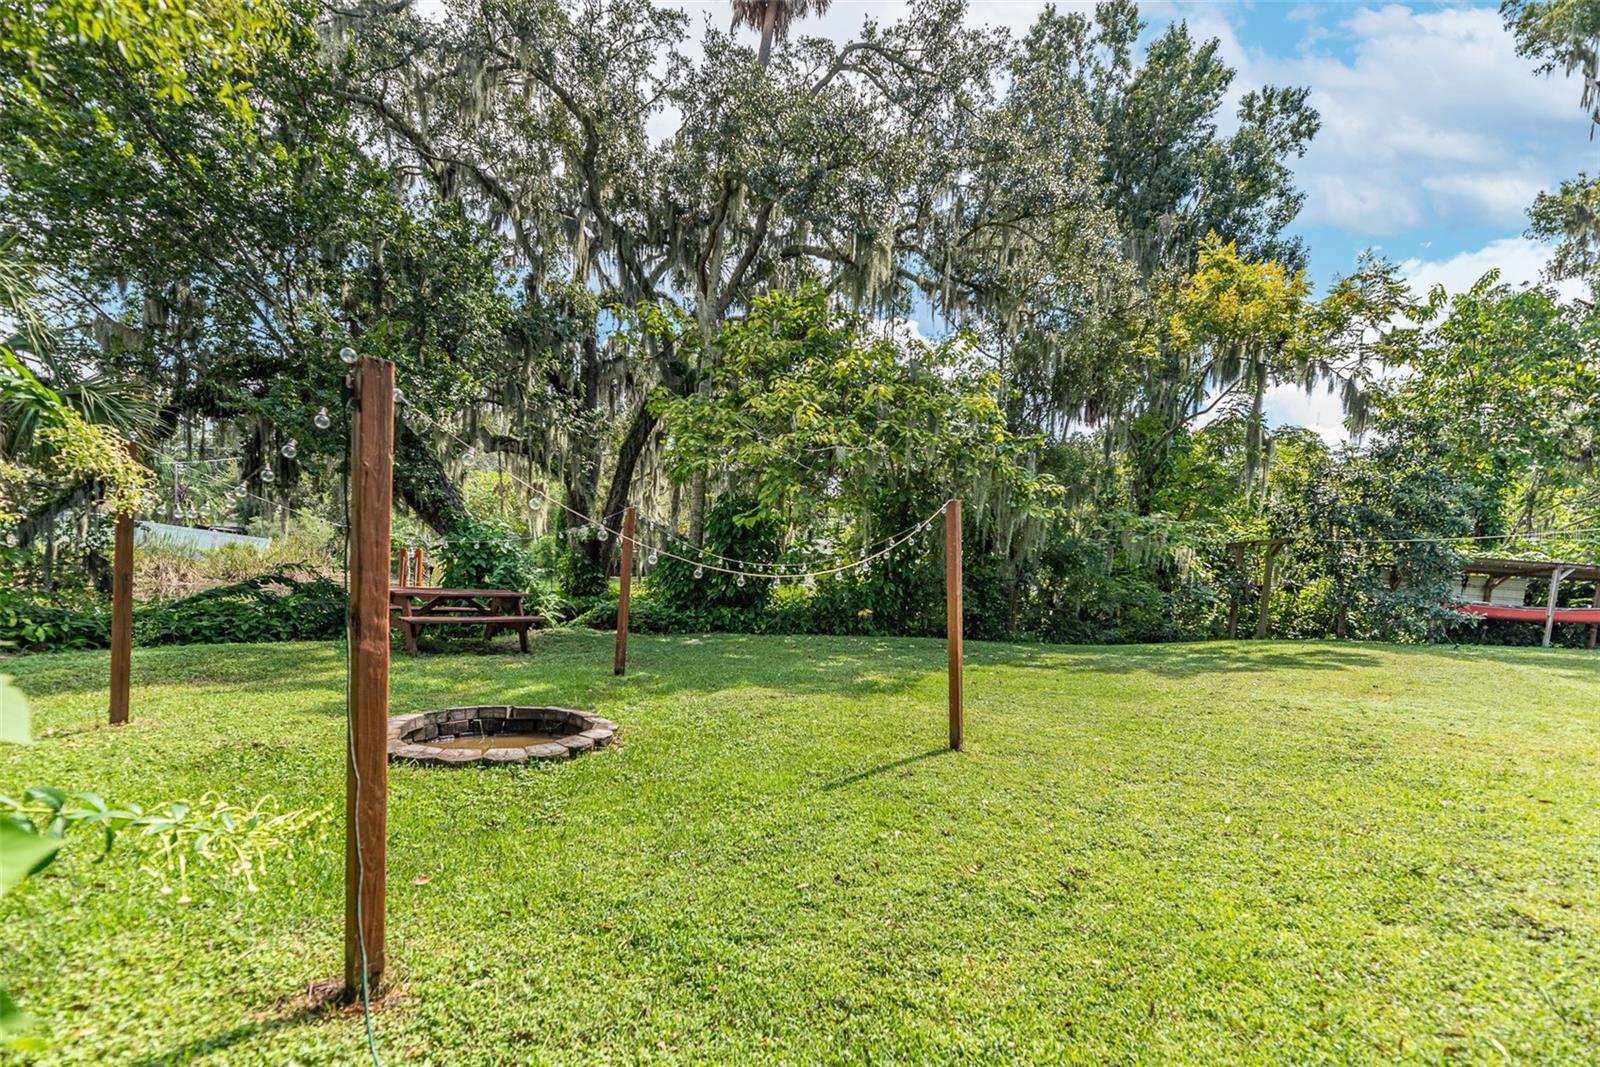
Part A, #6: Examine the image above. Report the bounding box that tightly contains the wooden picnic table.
[388,586,546,655]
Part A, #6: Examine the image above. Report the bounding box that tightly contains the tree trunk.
[592,402,659,572]
[758,2,779,66]
[393,420,469,533]
[1255,539,1285,640]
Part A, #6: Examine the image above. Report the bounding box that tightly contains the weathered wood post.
[345,355,393,1000]
[1543,564,1574,648]
[614,506,636,676]
[108,487,134,725]
[946,499,964,751]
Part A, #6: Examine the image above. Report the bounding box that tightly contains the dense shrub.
[438,516,539,591]
[135,573,345,646]
[0,585,111,649]
[0,573,344,651]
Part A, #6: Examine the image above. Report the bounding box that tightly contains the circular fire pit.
[387,706,618,767]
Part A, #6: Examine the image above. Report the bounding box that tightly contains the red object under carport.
[1456,602,1600,624]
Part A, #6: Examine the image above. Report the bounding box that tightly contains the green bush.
[135,574,345,646]
[0,573,345,652]
[0,586,110,650]
[438,516,538,592]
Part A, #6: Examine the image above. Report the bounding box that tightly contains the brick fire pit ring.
[387,706,618,767]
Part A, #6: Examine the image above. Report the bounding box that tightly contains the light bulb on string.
[597,524,609,542]
[648,550,659,566]
[260,466,276,484]
[313,406,332,430]
[462,446,476,464]
[340,346,358,365]
[280,438,298,460]
[694,565,704,579]
[393,387,405,405]
[736,573,747,588]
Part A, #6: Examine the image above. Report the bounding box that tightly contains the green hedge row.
[0,573,345,651]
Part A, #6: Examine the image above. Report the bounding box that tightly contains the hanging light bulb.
[694,565,704,579]
[736,573,747,588]
[597,524,609,542]
[234,482,248,497]
[313,406,332,430]
[340,346,358,365]
[393,387,405,404]
[260,466,276,484]
[280,438,298,459]
[463,446,476,464]
[648,550,659,566]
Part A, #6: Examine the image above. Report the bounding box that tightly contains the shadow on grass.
[973,640,1384,678]
[128,1003,324,1067]
[821,746,951,791]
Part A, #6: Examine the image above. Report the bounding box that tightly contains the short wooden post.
[614,506,636,676]
[946,499,963,751]
[108,497,134,725]
[345,356,393,1000]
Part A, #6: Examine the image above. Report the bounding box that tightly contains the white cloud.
[1398,234,1582,300]
[1266,235,1581,443]
[1236,4,1587,235]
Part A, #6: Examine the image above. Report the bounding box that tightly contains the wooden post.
[946,499,963,751]
[1588,623,1597,650]
[345,356,393,1000]
[1543,565,1574,648]
[108,494,134,725]
[614,506,635,676]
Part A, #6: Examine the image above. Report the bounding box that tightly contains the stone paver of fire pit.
[387,706,618,766]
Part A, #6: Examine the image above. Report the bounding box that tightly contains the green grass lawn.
[2,633,1598,1065]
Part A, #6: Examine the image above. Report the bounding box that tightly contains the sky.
[671,0,1595,439]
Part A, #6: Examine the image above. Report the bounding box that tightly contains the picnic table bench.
[389,586,546,655]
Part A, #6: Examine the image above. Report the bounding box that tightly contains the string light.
[340,346,358,365]
[314,406,332,431]
[260,467,276,484]
[281,438,299,460]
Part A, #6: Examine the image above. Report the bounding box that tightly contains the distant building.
[1456,557,1600,648]
[135,520,272,552]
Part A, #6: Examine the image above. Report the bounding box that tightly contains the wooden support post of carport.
[1543,564,1575,648]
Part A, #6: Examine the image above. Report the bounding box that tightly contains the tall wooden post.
[614,506,636,676]
[345,356,393,1000]
[108,496,134,725]
[946,499,963,751]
